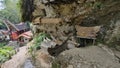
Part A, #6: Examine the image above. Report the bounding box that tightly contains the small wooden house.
[3,20,31,41]
[75,25,101,46]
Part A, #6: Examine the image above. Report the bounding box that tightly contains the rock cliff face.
[19,0,120,68]
[20,0,120,48]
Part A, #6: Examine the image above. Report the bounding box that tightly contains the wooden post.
[85,39,87,46]
[93,39,95,45]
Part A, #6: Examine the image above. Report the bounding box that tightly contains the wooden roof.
[17,31,33,39]
[3,20,19,31]
[75,25,101,39]
[15,23,29,31]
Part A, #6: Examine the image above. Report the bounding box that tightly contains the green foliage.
[0,42,6,47]
[28,33,51,59]
[34,33,51,48]
[0,21,7,29]
[0,0,21,23]
[52,62,61,68]
[0,54,9,63]
[0,9,20,23]
[0,46,15,63]
[29,33,51,52]
[85,1,103,10]
[93,2,103,10]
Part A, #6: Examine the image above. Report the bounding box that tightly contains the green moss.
[93,2,103,10]
[52,62,61,68]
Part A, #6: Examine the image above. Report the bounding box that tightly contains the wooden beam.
[93,39,95,46]
[3,20,10,31]
[6,20,19,31]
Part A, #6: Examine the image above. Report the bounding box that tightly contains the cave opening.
[76,37,96,47]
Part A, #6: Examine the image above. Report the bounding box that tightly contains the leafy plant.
[29,33,51,52]
[93,2,103,10]
[0,46,15,63]
[28,33,52,60]
[0,0,21,23]
[33,33,51,49]
[52,61,61,68]
[0,42,6,47]
[0,54,9,63]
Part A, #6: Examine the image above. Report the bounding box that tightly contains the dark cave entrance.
[76,37,96,47]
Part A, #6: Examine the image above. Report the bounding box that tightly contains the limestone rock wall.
[21,0,120,47]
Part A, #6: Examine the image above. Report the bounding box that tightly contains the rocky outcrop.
[33,50,53,68]
[20,0,120,49]
[55,46,120,68]
[21,0,95,47]
[19,0,120,68]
